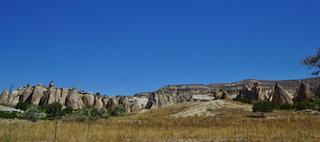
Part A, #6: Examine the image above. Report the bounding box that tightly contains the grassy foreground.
[1,102,320,142]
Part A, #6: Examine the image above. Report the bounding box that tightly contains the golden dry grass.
[1,101,320,142]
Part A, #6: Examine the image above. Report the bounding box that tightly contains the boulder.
[271,83,293,104]
[93,96,104,109]
[145,93,176,109]
[66,88,85,110]
[102,97,110,107]
[106,97,119,109]
[19,85,34,103]
[251,82,269,102]
[81,93,95,107]
[7,90,20,107]
[0,90,9,106]
[118,97,131,112]
[294,83,313,102]
[126,97,148,112]
[40,87,57,106]
[214,91,223,100]
[58,88,69,105]
[221,91,231,100]
[238,84,252,99]
[27,85,47,105]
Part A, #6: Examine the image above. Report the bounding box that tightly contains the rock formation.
[19,85,34,103]
[294,82,313,102]
[28,84,47,105]
[7,90,20,107]
[0,90,9,105]
[65,88,85,110]
[237,82,270,102]
[238,84,252,99]
[0,82,150,113]
[271,83,293,104]
[145,93,176,109]
[93,96,104,109]
[81,93,95,107]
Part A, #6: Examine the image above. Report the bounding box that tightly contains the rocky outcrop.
[65,88,85,110]
[251,82,270,101]
[0,82,149,112]
[19,85,34,103]
[81,93,95,107]
[294,83,313,102]
[106,97,119,109]
[239,84,252,99]
[126,97,148,112]
[145,93,176,109]
[93,96,104,109]
[7,90,20,107]
[27,84,47,105]
[0,90,9,105]
[40,86,57,106]
[237,83,270,102]
[271,83,293,104]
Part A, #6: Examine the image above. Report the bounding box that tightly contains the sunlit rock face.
[271,83,293,105]
[294,82,313,103]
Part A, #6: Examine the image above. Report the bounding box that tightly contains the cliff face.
[144,77,320,109]
[1,77,320,112]
[0,82,149,113]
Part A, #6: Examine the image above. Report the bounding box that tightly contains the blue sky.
[0,0,319,95]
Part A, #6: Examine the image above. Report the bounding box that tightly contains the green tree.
[15,102,31,111]
[46,102,63,119]
[252,101,275,118]
[302,48,320,75]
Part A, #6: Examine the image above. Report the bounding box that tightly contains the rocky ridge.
[0,82,149,113]
[1,77,320,112]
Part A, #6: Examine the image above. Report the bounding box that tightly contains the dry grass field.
[1,101,320,142]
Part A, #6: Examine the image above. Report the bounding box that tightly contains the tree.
[46,102,63,119]
[302,48,320,75]
[15,102,31,111]
[252,101,275,118]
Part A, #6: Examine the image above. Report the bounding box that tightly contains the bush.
[278,103,293,110]
[61,107,74,116]
[252,101,276,117]
[15,102,31,111]
[0,111,18,119]
[20,105,46,122]
[293,101,315,111]
[45,103,63,119]
[110,105,126,117]
[75,108,109,122]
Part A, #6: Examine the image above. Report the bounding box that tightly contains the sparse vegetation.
[15,102,31,111]
[1,101,320,142]
[75,108,109,122]
[0,111,18,119]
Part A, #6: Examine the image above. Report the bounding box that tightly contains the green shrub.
[293,101,315,111]
[75,108,109,122]
[0,111,18,119]
[252,101,276,117]
[15,102,31,111]
[110,105,126,117]
[278,103,293,110]
[20,105,46,122]
[45,103,63,119]
[61,107,74,116]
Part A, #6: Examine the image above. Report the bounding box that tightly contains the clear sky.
[0,0,319,95]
